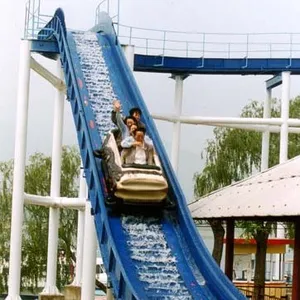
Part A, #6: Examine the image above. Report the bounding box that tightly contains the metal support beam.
[266,74,282,90]
[151,114,300,126]
[30,56,66,92]
[23,193,86,209]
[170,74,188,173]
[122,45,135,71]
[273,71,291,281]
[261,88,272,171]
[42,59,64,295]
[5,40,31,300]
[72,167,87,286]
[279,71,291,164]
[81,200,97,299]
[152,115,300,133]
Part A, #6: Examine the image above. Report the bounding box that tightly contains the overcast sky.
[2,0,300,200]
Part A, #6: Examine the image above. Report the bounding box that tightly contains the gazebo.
[189,156,300,300]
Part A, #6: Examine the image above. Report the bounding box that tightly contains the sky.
[2,0,300,201]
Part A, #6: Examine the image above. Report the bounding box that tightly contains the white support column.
[171,75,186,174]
[279,71,291,164]
[72,167,86,286]
[42,59,65,295]
[5,40,31,300]
[274,71,291,281]
[81,200,97,300]
[261,88,272,171]
[123,45,135,71]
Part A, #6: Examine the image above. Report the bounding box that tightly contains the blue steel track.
[35,9,247,300]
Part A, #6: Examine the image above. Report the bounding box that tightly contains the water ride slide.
[38,9,245,300]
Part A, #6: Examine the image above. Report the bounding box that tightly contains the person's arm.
[116,111,128,138]
[111,110,117,126]
[121,136,135,148]
[112,100,127,135]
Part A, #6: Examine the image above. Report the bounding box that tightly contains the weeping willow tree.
[0,146,81,293]
[194,97,300,299]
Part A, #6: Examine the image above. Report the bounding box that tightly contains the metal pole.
[273,71,291,281]
[279,71,290,164]
[171,75,185,174]
[5,40,31,300]
[72,167,86,286]
[81,200,97,300]
[261,88,272,171]
[42,59,64,295]
[123,45,135,71]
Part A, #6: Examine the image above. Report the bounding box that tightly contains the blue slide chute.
[38,9,245,299]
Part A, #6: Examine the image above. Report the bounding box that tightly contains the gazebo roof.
[189,156,300,220]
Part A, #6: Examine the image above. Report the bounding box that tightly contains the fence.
[117,24,300,60]
[235,282,292,300]
[24,0,300,61]
[24,0,53,39]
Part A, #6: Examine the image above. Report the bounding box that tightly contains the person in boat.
[108,99,137,152]
[111,99,123,126]
[111,100,145,129]
[129,107,145,129]
[121,127,154,166]
[113,100,153,145]
[113,100,137,139]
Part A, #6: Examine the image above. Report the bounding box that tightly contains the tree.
[0,146,81,293]
[0,160,13,292]
[194,97,300,299]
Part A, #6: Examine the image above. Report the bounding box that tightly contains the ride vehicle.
[97,131,168,205]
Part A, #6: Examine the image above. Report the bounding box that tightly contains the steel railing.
[116,23,300,60]
[24,0,52,39]
[24,0,300,62]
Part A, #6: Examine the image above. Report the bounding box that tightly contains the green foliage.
[0,160,13,291]
[193,97,300,295]
[0,146,81,293]
[195,96,300,197]
[194,97,300,241]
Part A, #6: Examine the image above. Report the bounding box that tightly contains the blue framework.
[133,55,300,75]
[31,40,300,75]
[35,8,246,299]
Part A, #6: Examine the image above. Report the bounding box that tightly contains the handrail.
[117,23,300,36]
[24,0,52,39]
[25,0,300,63]
[116,23,300,60]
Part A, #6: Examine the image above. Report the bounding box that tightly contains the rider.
[113,100,153,146]
[121,127,154,165]
[129,107,145,129]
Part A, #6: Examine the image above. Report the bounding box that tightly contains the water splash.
[122,216,192,299]
[72,31,116,141]
[73,31,193,299]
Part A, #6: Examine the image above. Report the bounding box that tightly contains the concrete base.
[63,285,81,300]
[39,295,65,300]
